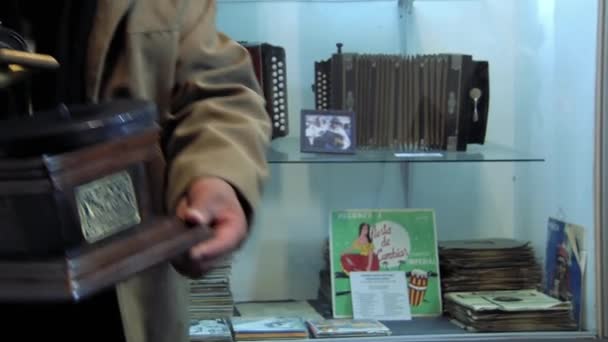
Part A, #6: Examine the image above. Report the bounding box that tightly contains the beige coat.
[86,1,271,341]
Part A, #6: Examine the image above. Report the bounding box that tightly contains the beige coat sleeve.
[163,0,271,216]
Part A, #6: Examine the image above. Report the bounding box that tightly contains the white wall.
[216,1,599,332]
[404,0,518,241]
[217,0,409,301]
[406,0,598,331]
[217,0,404,136]
[510,0,598,332]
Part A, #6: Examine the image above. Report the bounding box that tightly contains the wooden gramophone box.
[0,99,210,302]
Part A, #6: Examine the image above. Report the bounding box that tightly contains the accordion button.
[279,91,284,96]
[274,122,279,127]
[278,69,284,75]
[278,83,284,89]
[280,118,285,124]
[279,99,285,104]
[279,76,284,81]
[273,87,278,92]
[272,56,277,62]
[274,115,279,120]
[280,125,285,131]
[278,61,284,67]
[280,105,285,110]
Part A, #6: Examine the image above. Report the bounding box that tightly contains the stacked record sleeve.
[307,319,391,338]
[439,238,542,293]
[231,317,309,341]
[189,256,235,320]
[190,318,234,342]
[443,289,577,332]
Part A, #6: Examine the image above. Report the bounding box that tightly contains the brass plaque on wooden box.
[0,99,211,302]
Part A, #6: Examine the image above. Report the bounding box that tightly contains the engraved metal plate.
[75,171,140,243]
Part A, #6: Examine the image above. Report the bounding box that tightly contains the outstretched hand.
[172,177,248,278]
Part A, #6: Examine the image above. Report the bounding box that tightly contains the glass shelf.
[217,0,399,3]
[228,300,596,341]
[267,137,544,164]
[231,316,595,342]
[369,318,593,342]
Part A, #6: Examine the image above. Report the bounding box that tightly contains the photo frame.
[300,109,356,154]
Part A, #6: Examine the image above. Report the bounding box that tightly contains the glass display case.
[195,0,606,340]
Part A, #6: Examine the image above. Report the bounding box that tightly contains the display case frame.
[211,0,607,340]
[596,0,608,338]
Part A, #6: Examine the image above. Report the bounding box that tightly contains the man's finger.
[190,219,245,260]
[194,258,220,273]
[176,198,189,220]
[172,252,204,278]
[176,198,212,225]
[184,207,212,226]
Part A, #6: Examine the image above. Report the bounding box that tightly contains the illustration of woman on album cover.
[550,242,572,302]
[339,222,380,275]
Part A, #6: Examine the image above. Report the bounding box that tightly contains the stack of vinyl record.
[189,257,234,320]
[444,289,577,332]
[190,319,234,342]
[231,317,309,341]
[307,319,391,338]
[439,238,542,293]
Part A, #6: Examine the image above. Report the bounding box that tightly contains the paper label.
[350,271,412,321]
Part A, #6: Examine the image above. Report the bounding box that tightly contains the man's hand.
[172,177,248,278]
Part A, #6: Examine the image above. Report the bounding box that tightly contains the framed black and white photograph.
[300,109,356,154]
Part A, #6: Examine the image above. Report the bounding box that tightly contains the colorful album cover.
[330,209,442,317]
[230,317,307,333]
[544,217,586,328]
[189,319,232,340]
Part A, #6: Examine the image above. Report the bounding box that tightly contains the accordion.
[241,42,289,139]
[314,51,490,151]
